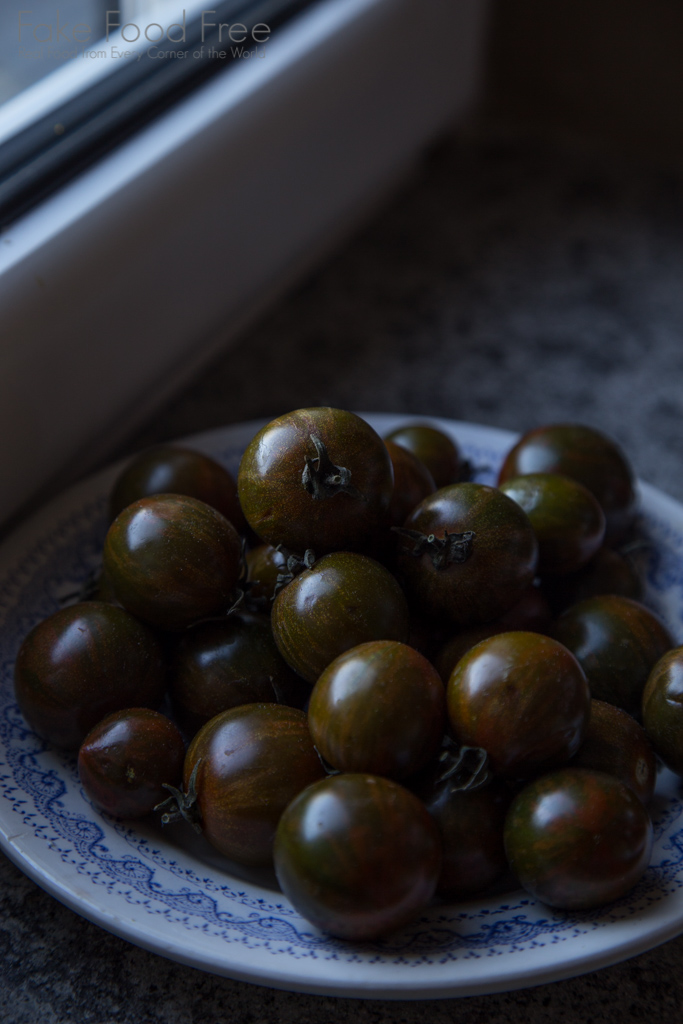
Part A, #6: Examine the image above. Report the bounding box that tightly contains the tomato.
[385,424,463,488]
[553,595,673,717]
[499,473,605,576]
[103,494,242,630]
[271,552,410,683]
[78,708,185,819]
[504,768,653,909]
[498,423,636,545]
[434,585,551,683]
[308,640,446,780]
[642,647,683,776]
[245,544,288,607]
[181,704,324,866]
[384,439,436,527]
[237,408,393,553]
[14,602,166,750]
[571,699,656,804]
[274,773,442,940]
[109,444,245,532]
[421,779,512,900]
[447,631,590,779]
[170,613,309,738]
[396,483,538,626]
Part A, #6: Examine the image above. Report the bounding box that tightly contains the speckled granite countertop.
[3,129,683,1023]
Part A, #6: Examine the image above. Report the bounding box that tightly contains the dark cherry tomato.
[421,779,512,900]
[78,708,185,818]
[103,494,242,631]
[14,602,166,750]
[397,483,538,626]
[237,408,393,553]
[274,773,442,940]
[245,544,288,607]
[435,586,551,683]
[308,640,446,780]
[553,595,673,717]
[571,700,656,804]
[435,625,503,684]
[384,440,436,528]
[642,647,683,776]
[541,546,643,615]
[385,423,462,488]
[183,703,324,865]
[498,423,636,545]
[499,473,605,575]
[504,768,653,910]
[170,613,309,738]
[447,632,590,779]
[271,552,410,683]
[109,444,246,532]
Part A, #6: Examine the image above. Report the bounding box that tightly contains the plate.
[1,413,683,1000]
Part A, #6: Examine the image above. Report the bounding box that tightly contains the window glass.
[0,0,312,226]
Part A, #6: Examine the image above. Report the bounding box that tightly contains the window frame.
[0,0,490,528]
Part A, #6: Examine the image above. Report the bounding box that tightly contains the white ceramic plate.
[1,414,683,1000]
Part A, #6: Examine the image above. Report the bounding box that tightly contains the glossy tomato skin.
[385,424,462,488]
[642,647,683,776]
[421,779,512,900]
[397,484,538,627]
[274,773,442,940]
[554,595,673,717]
[271,552,410,683]
[103,494,242,631]
[237,408,393,554]
[384,440,436,527]
[447,632,590,779]
[109,444,246,532]
[435,625,502,684]
[499,473,605,576]
[308,640,446,780]
[184,703,324,866]
[504,769,653,910]
[78,708,185,818]
[434,586,551,683]
[170,613,309,738]
[498,424,636,545]
[14,602,166,750]
[541,546,643,615]
[571,700,656,804]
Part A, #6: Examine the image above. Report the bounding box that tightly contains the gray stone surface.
[4,128,683,1021]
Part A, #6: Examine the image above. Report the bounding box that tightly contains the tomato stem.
[155,759,203,833]
[301,435,358,500]
[393,527,476,570]
[273,547,316,596]
[436,739,490,791]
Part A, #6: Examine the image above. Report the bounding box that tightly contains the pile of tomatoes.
[13,408,683,941]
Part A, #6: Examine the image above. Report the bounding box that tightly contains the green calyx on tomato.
[397,483,539,626]
[301,435,357,500]
[393,526,476,570]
